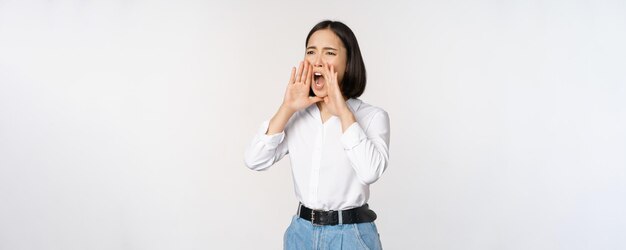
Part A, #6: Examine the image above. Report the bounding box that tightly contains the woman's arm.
[266,105,296,135]
[269,60,323,134]
[244,61,322,170]
[320,63,390,184]
[340,110,390,185]
[244,120,290,171]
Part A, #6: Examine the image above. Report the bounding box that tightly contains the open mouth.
[313,72,324,89]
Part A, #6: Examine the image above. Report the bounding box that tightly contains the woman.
[244,20,390,250]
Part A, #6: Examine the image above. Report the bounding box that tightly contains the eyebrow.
[306,46,337,51]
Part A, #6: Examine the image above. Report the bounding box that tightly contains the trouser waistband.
[297,203,377,226]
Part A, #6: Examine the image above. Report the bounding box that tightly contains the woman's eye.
[326,51,336,56]
[306,51,314,55]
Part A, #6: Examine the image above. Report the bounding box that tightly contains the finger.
[324,64,337,90]
[300,61,309,84]
[305,64,312,86]
[329,65,336,85]
[333,72,336,92]
[320,61,331,83]
[288,67,296,84]
[308,96,323,104]
[295,61,304,82]
[325,61,331,75]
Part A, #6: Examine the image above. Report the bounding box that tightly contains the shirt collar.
[347,98,362,112]
[305,98,362,116]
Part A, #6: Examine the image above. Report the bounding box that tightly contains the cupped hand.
[282,61,324,112]
[320,63,351,117]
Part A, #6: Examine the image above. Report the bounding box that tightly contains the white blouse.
[244,98,390,211]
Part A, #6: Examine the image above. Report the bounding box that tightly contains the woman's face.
[305,29,347,98]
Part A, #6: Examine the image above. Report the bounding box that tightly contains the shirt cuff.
[257,120,285,149]
[340,122,366,150]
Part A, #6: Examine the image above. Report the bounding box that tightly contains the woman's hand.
[282,61,323,113]
[321,63,357,131]
[267,61,323,135]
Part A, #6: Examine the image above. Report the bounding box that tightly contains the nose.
[312,54,323,68]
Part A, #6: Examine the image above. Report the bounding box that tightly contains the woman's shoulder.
[350,98,388,116]
[351,99,390,132]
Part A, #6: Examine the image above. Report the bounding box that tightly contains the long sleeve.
[340,110,390,185]
[244,120,289,171]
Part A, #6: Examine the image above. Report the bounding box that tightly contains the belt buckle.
[311,209,320,226]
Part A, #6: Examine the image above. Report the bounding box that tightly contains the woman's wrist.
[267,104,296,135]
[279,103,297,116]
[339,110,356,132]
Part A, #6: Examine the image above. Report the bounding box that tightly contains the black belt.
[297,203,377,226]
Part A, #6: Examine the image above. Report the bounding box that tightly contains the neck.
[316,96,349,113]
[316,101,327,113]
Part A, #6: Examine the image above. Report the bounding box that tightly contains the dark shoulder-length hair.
[306,20,366,98]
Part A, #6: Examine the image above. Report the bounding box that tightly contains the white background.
[1,0,625,249]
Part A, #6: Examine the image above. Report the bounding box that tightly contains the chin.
[311,89,328,98]
[313,92,328,98]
